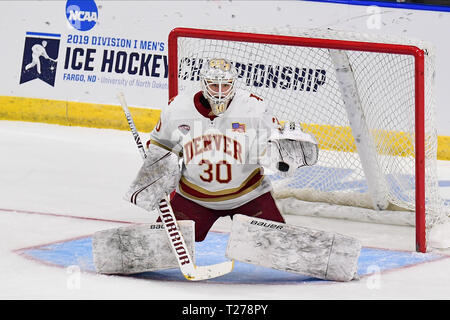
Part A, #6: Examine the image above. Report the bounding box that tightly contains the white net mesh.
[174,26,449,232]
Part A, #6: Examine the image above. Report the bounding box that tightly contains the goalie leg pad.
[225,215,361,281]
[92,220,195,274]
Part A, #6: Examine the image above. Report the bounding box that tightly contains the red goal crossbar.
[167,27,427,252]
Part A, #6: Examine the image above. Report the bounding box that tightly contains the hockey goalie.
[93,58,361,282]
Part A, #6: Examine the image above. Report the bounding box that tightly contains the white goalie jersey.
[149,89,280,210]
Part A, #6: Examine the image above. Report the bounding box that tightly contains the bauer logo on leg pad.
[150,224,165,230]
[250,220,284,230]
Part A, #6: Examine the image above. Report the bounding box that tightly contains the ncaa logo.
[66,0,98,31]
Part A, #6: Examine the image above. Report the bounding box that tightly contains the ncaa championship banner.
[0,0,449,158]
[1,0,176,131]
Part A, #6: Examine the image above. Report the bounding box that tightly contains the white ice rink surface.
[1,120,450,300]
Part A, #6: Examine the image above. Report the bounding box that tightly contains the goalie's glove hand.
[270,122,319,177]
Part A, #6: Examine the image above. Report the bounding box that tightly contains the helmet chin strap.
[210,101,227,116]
[203,93,227,116]
[204,83,234,116]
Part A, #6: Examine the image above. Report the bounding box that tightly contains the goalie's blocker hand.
[270,122,319,176]
[124,143,181,211]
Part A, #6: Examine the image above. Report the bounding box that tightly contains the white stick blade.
[183,260,235,281]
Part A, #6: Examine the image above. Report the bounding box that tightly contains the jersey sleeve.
[259,109,281,152]
[247,99,281,164]
[260,109,281,134]
[149,99,182,154]
[252,107,283,172]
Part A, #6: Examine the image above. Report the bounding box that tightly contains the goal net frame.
[167,27,427,252]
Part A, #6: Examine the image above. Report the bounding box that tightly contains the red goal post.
[167,27,427,252]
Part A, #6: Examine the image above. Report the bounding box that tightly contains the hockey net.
[168,27,449,252]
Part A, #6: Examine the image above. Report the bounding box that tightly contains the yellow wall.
[1,95,449,160]
[0,95,160,133]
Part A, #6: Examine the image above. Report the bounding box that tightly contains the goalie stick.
[117,92,234,281]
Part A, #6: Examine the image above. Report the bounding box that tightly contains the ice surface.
[1,120,450,299]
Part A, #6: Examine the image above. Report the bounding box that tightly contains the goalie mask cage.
[168,27,448,253]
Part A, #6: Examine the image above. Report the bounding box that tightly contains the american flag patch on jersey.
[232,122,246,133]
